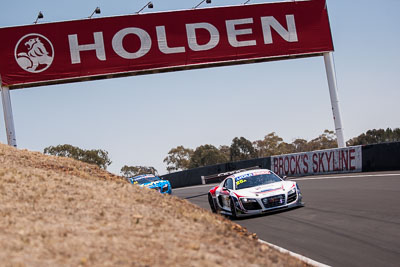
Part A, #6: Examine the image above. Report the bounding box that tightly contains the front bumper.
[149,184,171,194]
[231,190,303,217]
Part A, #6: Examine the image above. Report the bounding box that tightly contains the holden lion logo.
[14,33,54,73]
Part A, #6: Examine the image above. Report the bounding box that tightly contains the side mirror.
[222,187,230,192]
[282,176,288,180]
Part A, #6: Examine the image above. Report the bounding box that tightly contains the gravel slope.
[0,143,309,266]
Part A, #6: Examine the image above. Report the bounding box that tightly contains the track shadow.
[230,205,305,221]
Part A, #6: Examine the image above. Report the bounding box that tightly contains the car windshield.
[235,172,282,190]
[133,176,159,184]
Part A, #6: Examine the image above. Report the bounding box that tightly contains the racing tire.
[208,193,217,213]
[230,198,238,219]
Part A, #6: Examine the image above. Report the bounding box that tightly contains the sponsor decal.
[0,0,332,88]
[236,173,254,181]
[235,170,271,181]
[14,33,54,73]
[255,185,282,194]
[236,179,247,186]
[271,146,362,177]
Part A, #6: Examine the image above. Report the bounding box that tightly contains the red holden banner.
[271,146,362,177]
[0,0,333,89]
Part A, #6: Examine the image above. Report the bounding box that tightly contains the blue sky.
[1,0,399,175]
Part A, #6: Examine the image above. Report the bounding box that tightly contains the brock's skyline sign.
[0,0,333,89]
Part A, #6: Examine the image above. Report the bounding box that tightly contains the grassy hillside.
[0,143,307,266]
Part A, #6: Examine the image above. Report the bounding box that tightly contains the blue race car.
[128,174,172,194]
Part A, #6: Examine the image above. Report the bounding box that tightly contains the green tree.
[277,142,295,155]
[230,137,257,161]
[253,132,285,157]
[347,128,400,146]
[218,145,231,160]
[120,165,158,178]
[292,138,309,153]
[43,144,112,169]
[189,144,229,168]
[163,145,193,173]
[307,130,337,151]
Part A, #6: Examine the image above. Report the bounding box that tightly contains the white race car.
[208,169,303,218]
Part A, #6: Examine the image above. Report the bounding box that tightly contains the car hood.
[235,181,295,198]
[140,180,168,188]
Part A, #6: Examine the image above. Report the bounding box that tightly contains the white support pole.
[323,52,345,148]
[1,82,17,147]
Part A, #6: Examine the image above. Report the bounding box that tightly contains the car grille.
[262,194,285,209]
[287,191,297,203]
[161,186,169,193]
[242,201,262,210]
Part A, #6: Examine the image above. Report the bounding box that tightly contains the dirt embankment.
[0,143,308,266]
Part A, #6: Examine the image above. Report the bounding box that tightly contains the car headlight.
[162,184,169,189]
[241,198,257,203]
[287,188,296,195]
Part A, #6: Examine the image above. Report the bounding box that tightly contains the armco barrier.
[270,146,362,177]
[362,142,400,172]
[161,157,271,188]
[161,142,400,189]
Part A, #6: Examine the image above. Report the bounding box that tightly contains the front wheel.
[208,193,217,213]
[230,198,238,219]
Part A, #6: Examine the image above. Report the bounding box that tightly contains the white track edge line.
[172,183,218,191]
[291,173,399,181]
[173,173,399,190]
[258,239,331,267]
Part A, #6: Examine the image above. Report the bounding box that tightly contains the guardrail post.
[324,52,346,148]
[1,80,17,147]
[201,176,205,185]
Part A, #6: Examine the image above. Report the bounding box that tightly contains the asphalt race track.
[173,171,400,267]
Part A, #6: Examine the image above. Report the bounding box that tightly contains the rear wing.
[201,166,261,185]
